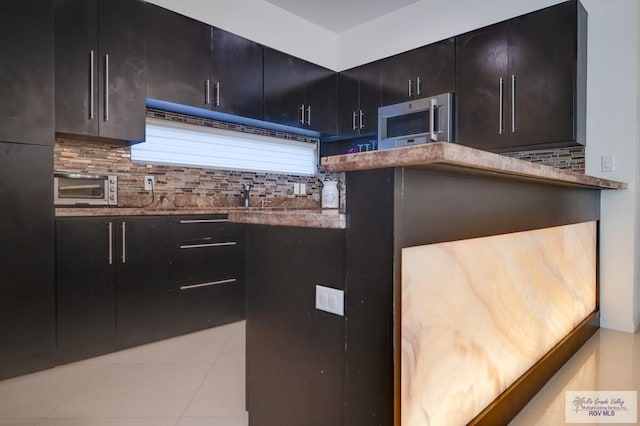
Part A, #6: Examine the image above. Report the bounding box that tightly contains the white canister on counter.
[321,180,339,209]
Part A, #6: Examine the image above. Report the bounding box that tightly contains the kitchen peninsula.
[231,142,625,426]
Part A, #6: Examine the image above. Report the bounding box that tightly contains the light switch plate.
[315,285,344,316]
[601,155,615,172]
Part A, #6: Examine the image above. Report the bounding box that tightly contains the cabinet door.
[338,70,360,137]
[380,51,414,106]
[145,3,212,108]
[0,143,55,364]
[305,62,338,134]
[264,48,306,128]
[0,1,54,146]
[455,23,510,150]
[98,0,145,143]
[56,217,114,350]
[414,38,455,98]
[507,1,577,148]
[211,28,264,120]
[357,61,382,134]
[115,217,167,337]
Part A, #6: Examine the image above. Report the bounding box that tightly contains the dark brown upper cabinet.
[456,0,586,151]
[380,38,455,106]
[211,28,264,120]
[0,1,54,146]
[338,61,381,137]
[145,3,212,109]
[264,48,338,135]
[55,0,146,144]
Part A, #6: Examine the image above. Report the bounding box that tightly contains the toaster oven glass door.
[57,177,106,199]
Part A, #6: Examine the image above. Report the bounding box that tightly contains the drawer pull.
[179,219,229,224]
[179,241,236,249]
[180,278,236,290]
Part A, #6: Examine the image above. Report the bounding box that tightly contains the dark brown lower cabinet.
[0,142,55,379]
[55,214,244,363]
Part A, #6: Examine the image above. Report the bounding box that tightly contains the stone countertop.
[321,142,627,190]
[228,209,347,229]
[55,206,347,229]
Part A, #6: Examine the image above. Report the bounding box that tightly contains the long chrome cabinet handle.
[511,75,516,133]
[180,278,237,291]
[359,110,365,130]
[299,104,305,124]
[215,82,220,107]
[179,241,237,249]
[121,221,126,264]
[416,77,422,96]
[408,79,413,97]
[104,54,109,121]
[204,79,211,105]
[179,219,228,224]
[499,77,504,135]
[306,106,311,126]
[352,111,357,130]
[89,50,94,120]
[107,222,113,265]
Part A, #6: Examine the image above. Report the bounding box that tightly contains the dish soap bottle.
[321,180,339,209]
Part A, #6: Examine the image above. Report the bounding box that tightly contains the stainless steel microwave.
[378,93,453,150]
[54,173,118,206]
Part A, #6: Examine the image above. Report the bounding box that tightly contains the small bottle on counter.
[321,180,339,209]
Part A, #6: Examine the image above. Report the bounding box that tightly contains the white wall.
[145,0,338,70]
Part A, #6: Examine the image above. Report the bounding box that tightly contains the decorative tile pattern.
[503,146,585,174]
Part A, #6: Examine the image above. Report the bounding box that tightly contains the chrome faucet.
[241,184,251,208]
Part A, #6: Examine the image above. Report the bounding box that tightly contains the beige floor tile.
[48,363,211,418]
[183,358,246,417]
[0,364,108,419]
[79,323,237,366]
[0,420,41,426]
[39,419,178,426]
[177,417,248,426]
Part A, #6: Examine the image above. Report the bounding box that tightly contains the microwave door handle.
[429,98,437,141]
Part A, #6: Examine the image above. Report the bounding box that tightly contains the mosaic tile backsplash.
[54,109,583,210]
[54,110,342,210]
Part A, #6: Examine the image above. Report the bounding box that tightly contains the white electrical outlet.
[144,175,155,191]
[299,183,306,195]
[293,183,300,195]
[315,285,344,316]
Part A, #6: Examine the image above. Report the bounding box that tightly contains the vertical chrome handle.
[511,75,516,133]
[408,79,413,97]
[89,50,94,120]
[352,111,357,130]
[104,54,109,121]
[416,77,422,96]
[121,222,126,264]
[204,80,211,105]
[215,82,220,107]
[359,110,365,130]
[299,104,305,124]
[499,77,505,135]
[429,98,437,141]
[107,222,113,265]
[306,106,311,126]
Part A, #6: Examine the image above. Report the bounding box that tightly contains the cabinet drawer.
[167,215,240,243]
[168,240,242,287]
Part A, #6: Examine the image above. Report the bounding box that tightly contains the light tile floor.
[0,323,638,426]
[0,321,247,426]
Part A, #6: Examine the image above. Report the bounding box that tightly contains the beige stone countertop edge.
[228,209,347,230]
[320,142,627,190]
[55,207,325,217]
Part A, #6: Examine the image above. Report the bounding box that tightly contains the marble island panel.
[401,221,597,426]
[321,142,626,190]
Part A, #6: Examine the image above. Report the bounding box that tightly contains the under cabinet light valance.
[132,118,318,176]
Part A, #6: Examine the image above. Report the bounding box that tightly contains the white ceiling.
[262,0,422,33]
